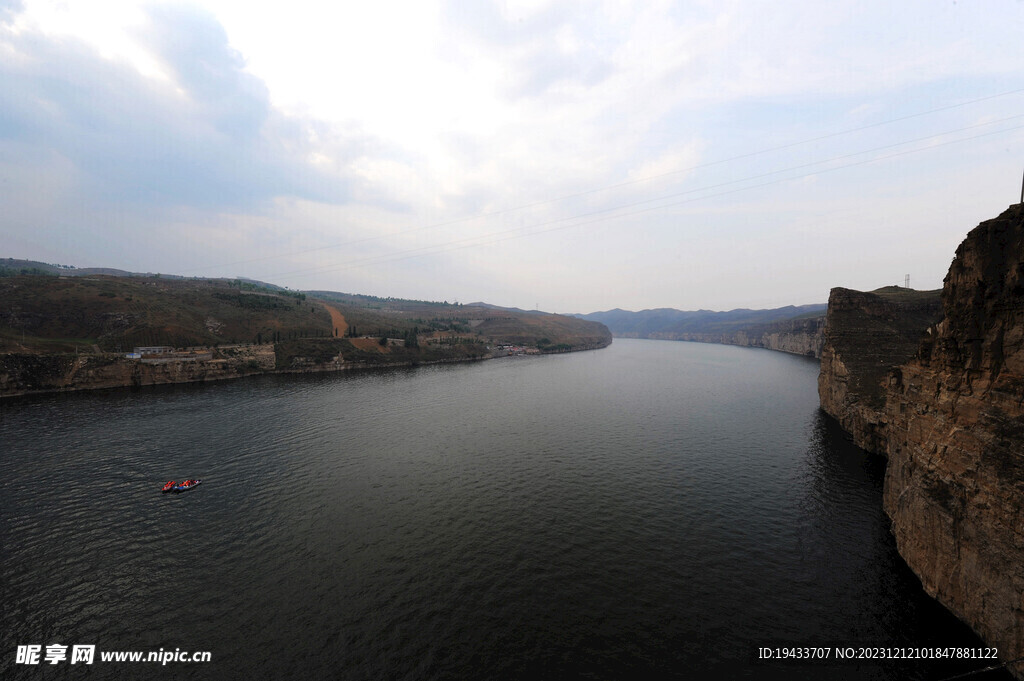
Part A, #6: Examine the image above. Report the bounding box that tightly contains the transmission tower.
[904,274,910,289]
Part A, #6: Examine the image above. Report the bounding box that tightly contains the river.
[1,339,1005,679]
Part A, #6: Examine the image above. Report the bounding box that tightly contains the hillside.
[0,271,611,397]
[305,291,611,352]
[0,275,327,353]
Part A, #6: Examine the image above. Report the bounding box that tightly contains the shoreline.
[609,333,821,360]
[0,340,612,400]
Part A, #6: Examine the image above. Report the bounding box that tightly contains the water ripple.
[1,342,1006,680]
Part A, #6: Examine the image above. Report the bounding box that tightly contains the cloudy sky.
[1,1,1022,312]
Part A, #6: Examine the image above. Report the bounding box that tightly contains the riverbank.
[0,338,613,399]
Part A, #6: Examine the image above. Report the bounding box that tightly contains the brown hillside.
[0,275,330,352]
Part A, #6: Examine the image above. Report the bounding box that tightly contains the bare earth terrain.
[321,302,348,338]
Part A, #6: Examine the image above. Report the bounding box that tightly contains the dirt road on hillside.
[321,303,348,338]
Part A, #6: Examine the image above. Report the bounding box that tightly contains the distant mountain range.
[574,304,827,337]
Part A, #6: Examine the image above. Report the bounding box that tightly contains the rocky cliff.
[0,332,610,398]
[0,345,277,396]
[818,286,943,450]
[655,315,826,358]
[819,204,1024,678]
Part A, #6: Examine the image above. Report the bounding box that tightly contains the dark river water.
[1,339,1007,680]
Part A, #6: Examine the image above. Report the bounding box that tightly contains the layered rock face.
[818,286,943,450]
[650,316,826,358]
[819,204,1024,678]
[883,204,1024,676]
[761,316,826,357]
[0,345,277,396]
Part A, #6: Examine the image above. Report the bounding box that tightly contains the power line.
[274,121,1024,281]
[178,87,1024,276]
[268,119,1024,282]
[268,116,1024,280]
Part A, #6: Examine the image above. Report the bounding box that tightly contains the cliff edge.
[648,315,826,357]
[819,204,1024,678]
[818,286,943,450]
[884,204,1024,676]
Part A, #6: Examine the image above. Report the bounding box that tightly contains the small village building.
[133,346,174,355]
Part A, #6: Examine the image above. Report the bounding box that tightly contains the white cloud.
[2,0,1024,311]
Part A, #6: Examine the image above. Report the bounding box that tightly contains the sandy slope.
[321,302,348,338]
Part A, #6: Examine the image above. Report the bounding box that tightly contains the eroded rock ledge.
[818,286,943,450]
[643,315,826,358]
[818,204,1024,678]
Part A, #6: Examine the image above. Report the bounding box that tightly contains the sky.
[1,0,1022,313]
